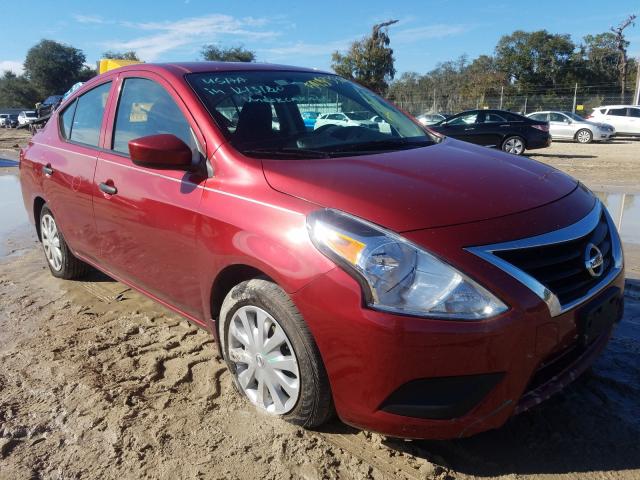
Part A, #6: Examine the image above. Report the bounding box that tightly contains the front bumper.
[292,188,624,439]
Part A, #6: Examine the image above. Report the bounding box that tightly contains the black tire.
[575,128,593,144]
[501,135,526,155]
[39,205,91,279]
[218,278,334,428]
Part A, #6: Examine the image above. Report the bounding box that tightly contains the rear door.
[626,107,640,134]
[603,107,629,133]
[41,81,113,260]
[477,111,512,146]
[93,72,207,319]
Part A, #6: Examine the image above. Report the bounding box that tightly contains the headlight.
[307,209,507,320]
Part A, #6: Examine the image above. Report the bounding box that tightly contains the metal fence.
[390,91,638,117]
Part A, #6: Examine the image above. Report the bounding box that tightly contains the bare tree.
[610,14,637,101]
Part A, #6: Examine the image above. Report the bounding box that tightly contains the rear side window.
[112,77,195,155]
[67,82,112,147]
[608,108,626,116]
[529,113,548,121]
[484,113,507,123]
[627,108,640,118]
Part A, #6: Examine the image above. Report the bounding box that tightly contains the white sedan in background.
[314,111,379,130]
[526,111,614,143]
[18,110,38,126]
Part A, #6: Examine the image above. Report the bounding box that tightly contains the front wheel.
[39,205,90,279]
[501,136,525,155]
[219,278,333,428]
[576,129,593,144]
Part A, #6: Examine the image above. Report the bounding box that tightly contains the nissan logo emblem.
[584,243,604,278]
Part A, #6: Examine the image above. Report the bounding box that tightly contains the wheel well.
[210,264,273,323]
[33,197,46,240]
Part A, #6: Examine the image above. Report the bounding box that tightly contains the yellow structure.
[98,59,143,74]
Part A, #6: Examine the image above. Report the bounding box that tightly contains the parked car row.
[0,111,38,128]
[415,103,640,154]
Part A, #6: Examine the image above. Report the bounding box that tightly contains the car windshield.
[187,71,435,159]
[563,112,586,122]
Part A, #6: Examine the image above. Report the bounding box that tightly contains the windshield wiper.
[242,147,331,159]
[327,138,434,154]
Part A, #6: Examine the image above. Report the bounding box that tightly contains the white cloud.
[73,14,107,24]
[393,24,469,43]
[260,39,351,58]
[0,60,23,75]
[105,14,282,61]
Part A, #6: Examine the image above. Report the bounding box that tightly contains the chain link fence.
[389,90,638,117]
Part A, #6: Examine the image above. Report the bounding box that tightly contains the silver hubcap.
[577,130,591,143]
[227,306,300,415]
[504,138,524,154]
[41,214,62,271]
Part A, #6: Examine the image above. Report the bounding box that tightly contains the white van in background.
[589,105,640,136]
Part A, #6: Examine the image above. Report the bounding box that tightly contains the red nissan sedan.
[19,63,624,439]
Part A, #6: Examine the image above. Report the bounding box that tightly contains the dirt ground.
[1,128,639,479]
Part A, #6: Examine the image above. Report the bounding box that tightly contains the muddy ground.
[1,128,639,479]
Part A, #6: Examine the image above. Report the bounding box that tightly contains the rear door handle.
[42,164,53,176]
[99,182,117,195]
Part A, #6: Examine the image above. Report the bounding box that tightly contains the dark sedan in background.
[430,109,551,155]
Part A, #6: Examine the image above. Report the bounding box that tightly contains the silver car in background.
[527,111,615,143]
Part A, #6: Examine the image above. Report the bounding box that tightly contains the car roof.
[595,105,639,109]
[104,61,330,76]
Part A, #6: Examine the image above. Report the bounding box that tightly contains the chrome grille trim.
[466,200,623,317]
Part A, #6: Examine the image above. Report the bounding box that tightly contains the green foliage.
[101,50,141,61]
[0,71,40,108]
[331,20,398,94]
[201,45,256,62]
[24,40,87,97]
[495,30,575,88]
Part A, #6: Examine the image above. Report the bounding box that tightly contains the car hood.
[261,138,578,232]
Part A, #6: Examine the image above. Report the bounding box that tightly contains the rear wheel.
[576,129,593,144]
[39,205,90,279]
[501,136,525,155]
[219,278,333,427]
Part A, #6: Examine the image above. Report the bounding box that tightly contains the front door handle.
[99,182,117,195]
[42,164,53,176]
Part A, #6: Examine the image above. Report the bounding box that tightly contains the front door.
[93,73,207,319]
[549,112,574,139]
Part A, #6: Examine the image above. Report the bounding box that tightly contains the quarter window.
[608,108,626,116]
[61,82,111,147]
[59,99,77,139]
[112,78,196,155]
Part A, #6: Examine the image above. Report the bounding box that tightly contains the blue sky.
[2,0,638,76]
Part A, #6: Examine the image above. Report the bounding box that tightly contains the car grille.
[493,211,614,306]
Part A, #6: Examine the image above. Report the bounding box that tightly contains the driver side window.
[549,112,568,123]
[448,113,478,126]
[112,77,196,155]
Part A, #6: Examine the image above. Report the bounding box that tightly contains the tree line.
[0,15,636,110]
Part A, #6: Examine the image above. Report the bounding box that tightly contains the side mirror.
[129,134,193,170]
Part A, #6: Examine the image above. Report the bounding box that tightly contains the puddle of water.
[0,175,29,257]
[595,191,640,245]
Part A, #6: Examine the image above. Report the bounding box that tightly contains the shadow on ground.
[530,153,597,159]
